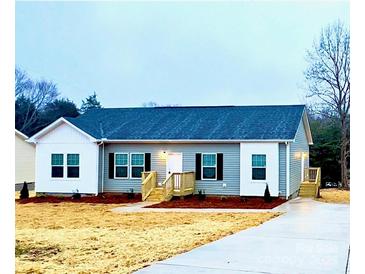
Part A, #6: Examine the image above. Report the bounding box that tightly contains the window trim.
[201,153,217,181]
[67,153,80,178]
[251,154,267,181]
[114,152,129,179]
[51,153,64,179]
[130,152,145,179]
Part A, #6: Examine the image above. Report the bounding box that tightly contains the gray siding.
[103,143,240,195]
[278,143,287,197]
[289,118,309,197]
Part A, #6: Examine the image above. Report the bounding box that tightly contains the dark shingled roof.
[65,105,305,140]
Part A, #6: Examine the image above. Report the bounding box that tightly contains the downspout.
[286,142,290,199]
[97,140,106,194]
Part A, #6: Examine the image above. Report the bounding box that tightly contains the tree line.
[304,20,350,188]
[15,67,102,137]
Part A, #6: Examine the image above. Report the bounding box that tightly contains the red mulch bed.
[145,196,286,209]
[16,193,142,204]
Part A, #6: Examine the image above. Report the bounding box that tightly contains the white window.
[51,154,64,178]
[115,153,129,179]
[202,153,217,180]
[252,154,266,180]
[67,154,80,178]
[130,153,144,179]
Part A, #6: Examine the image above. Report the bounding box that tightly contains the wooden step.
[299,183,317,197]
[145,187,165,202]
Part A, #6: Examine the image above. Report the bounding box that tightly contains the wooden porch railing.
[161,171,195,201]
[304,167,321,198]
[141,171,157,201]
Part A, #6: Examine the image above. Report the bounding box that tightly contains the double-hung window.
[67,154,80,178]
[115,153,128,178]
[252,154,266,180]
[130,153,144,179]
[202,153,217,180]
[51,154,64,178]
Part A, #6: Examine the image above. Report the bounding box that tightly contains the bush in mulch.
[19,182,29,199]
[16,193,142,204]
[264,184,272,203]
[145,195,286,209]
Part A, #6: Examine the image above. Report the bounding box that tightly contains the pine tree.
[80,92,102,113]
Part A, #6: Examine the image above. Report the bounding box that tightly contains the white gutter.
[95,139,295,144]
[286,141,290,199]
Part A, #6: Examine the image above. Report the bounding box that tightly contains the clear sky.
[16,1,349,108]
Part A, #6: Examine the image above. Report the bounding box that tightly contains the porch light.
[294,152,302,159]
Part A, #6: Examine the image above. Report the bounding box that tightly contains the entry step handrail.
[161,171,195,201]
[141,171,157,201]
[303,167,321,198]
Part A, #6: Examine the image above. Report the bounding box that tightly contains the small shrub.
[72,189,81,200]
[198,190,206,201]
[20,182,29,199]
[264,184,272,203]
[127,188,135,200]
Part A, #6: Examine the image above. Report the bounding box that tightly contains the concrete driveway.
[135,198,349,274]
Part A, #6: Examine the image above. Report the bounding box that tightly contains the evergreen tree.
[80,92,102,113]
[39,98,79,127]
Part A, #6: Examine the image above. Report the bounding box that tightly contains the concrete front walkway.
[135,198,349,274]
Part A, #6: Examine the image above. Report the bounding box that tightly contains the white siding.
[35,123,99,194]
[239,143,279,197]
[15,133,35,184]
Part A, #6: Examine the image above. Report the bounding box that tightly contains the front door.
[166,153,183,178]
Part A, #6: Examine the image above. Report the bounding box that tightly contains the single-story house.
[15,129,35,186]
[28,105,314,200]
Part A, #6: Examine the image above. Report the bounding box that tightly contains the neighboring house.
[28,105,314,199]
[15,129,35,185]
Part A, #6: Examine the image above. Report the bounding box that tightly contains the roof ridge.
[83,104,306,111]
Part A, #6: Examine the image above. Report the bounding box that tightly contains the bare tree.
[305,21,350,188]
[15,67,33,97]
[15,67,59,134]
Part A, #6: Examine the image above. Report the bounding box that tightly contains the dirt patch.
[16,193,141,204]
[145,196,286,209]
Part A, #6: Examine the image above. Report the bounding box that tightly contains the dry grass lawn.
[316,188,350,204]
[15,191,36,199]
[16,202,280,274]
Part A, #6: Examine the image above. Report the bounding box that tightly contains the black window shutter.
[217,153,223,180]
[145,153,151,172]
[109,153,114,179]
[195,153,201,180]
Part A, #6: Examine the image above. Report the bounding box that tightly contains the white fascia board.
[302,109,314,145]
[97,139,294,144]
[292,108,314,145]
[27,117,97,143]
[15,129,29,140]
